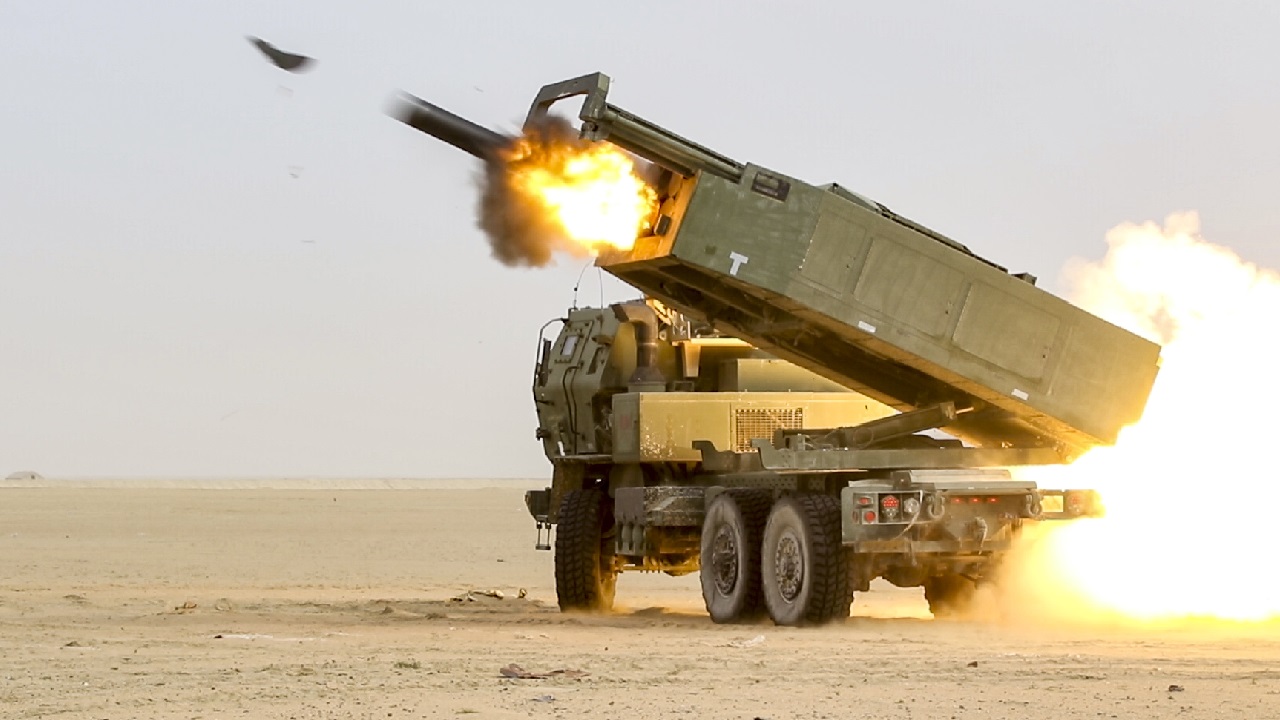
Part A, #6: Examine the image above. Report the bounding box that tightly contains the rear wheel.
[760,494,851,626]
[923,573,976,619]
[700,489,771,623]
[555,488,617,612]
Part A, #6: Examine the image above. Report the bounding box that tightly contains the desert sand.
[1,480,1277,719]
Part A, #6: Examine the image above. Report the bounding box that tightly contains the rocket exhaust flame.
[1000,212,1280,625]
[393,95,657,267]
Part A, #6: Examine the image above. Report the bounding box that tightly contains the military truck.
[393,73,1162,625]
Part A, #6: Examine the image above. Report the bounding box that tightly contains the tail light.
[852,492,925,524]
[880,494,900,520]
[1065,491,1087,516]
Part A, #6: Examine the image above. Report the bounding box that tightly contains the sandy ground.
[1,482,1278,719]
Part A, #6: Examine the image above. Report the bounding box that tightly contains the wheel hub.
[774,531,803,602]
[711,525,740,595]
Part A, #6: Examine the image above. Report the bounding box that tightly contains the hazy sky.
[3,2,1279,478]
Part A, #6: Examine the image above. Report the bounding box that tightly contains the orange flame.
[502,126,658,254]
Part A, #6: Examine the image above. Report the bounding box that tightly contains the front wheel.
[554,488,617,612]
[760,494,851,626]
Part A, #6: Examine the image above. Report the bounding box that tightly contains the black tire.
[700,489,771,623]
[923,574,976,619]
[760,494,851,626]
[554,488,617,612]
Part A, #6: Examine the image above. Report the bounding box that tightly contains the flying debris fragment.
[247,36,314,72]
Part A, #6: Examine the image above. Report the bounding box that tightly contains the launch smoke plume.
[994,212,1280,626]
[476,117,658,267]
[476,117,581,267]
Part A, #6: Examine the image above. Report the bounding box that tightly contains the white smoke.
[997,212,1280,625]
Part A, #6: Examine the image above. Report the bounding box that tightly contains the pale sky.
[3,1,1278,478]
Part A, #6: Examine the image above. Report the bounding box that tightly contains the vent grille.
[734,408,804,452]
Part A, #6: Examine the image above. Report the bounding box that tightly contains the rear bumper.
[846,537,1013,555]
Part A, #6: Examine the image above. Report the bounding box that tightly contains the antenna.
[570,258,593,309]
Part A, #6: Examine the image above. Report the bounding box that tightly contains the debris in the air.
[247,36,314,72]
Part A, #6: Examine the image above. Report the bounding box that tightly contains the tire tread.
[796,493,851,624]
[555,488,611,611]
[725,489,772,618]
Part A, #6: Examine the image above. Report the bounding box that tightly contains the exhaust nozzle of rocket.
[391,93,513,160]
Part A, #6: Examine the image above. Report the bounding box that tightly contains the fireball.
[502,125,658,254]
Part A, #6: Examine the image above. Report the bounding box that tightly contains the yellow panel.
[613,392,896,463]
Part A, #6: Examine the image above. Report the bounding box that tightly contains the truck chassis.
[527,395,1098,625]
